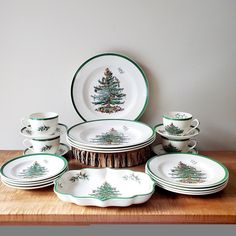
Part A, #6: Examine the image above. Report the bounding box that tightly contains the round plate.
[71,53,148,121]
[67,119,154,149]
[154,124,200,140]
[1,153,68,182]
[67,135,155,153]
[23,143,70,156]
[20,123,67,139]
[151,144,198,155]
[146,153,229,188]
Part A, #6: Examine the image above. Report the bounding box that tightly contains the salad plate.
[0,153,68,182]
[146,153,229,189]
[154,124,200,140]
[67,119,154,149]
[71,53,148,121]
[54,168,155,207]
[23,143,70,156]
[21,123,67,139]
[151,144,198,155]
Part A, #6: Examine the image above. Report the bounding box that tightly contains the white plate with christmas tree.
[71,53,148,121]
[67,135,156,153]
[146,153,229,189]
[154,124,200,140]
[54,168,155,207]
[67,119,154,149]
[0,153,68,183]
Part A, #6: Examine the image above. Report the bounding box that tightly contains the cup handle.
[21,117,29,128]
[185,119,200,135]
[187,140,197,151]
[58,123,68,135]
[22,139,33,151]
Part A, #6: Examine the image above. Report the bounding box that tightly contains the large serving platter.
[71,53,148,121]
[0,153,68,182]
[146,153,229,189]
[54,168,155,207]
[67,119,154,149]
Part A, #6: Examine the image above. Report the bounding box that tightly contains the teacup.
[23,136,60,154]
[163,111,199,136]
[161,136,197,153]
[21,112,59,136]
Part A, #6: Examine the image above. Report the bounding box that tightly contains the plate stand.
[72,146,152,168]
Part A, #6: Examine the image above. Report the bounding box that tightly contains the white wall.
[0,0,236,150]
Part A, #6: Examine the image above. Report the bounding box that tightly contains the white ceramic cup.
[23,136,60,154]
[163,111,199,136]
[161,137,197,153]
[21,112,59,136]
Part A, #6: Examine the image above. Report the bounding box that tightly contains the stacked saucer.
[0,153,68,190]
[145,153,229,195]
[20,112,69,156]
[66,119,156,153]
[154,111,200,155]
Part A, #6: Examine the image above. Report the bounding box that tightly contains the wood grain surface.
[0,150,236,225]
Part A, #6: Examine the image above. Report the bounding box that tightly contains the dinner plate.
[54,168,155,207]
[155,124,200,140]
[0,153,68,182]
[146,153,229,188]
[71,53,148,121]
[67,135,156,153]
[67,119,154,149]
[21,123,67,139]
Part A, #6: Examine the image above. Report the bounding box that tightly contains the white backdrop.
[0,0,236,150]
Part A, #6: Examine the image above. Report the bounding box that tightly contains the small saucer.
[151,144,198,155]
[154,124,200,140]
[23,143,70,156]
[20,123,67,139]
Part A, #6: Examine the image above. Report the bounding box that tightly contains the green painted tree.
[163,143,181,153]
[91,128,127,145]
[90,181,121,200]
[91,68,126,114]
[18,161,48,179]
[169,161,206,183]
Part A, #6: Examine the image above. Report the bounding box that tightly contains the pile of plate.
[0,153,68,190]
[66,119,156,153]
[145,153,229,195]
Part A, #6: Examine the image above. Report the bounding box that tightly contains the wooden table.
[0,150,236,225]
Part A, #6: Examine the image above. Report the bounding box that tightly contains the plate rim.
[70,52,149,121]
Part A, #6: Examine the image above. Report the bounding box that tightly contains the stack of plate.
[67,119,156,153]
[145,153,229,195]
[0,153,68,190]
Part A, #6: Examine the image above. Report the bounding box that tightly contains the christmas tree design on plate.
[169,161,206,183]
[165,123,184,135]
[90,181,121,200]
[163,143,181,153]
[91,68,126,114]
[18,161,48,179]
[90,128,128,145]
